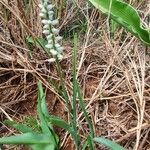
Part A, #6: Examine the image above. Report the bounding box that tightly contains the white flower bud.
[47,4,54,10]
[43,30,50,35]
[55,43,61,48]
[39,12,46,18]
[45,44,53,49]
[47,34,53,40]
[47,20,52,24]
[48,11,54,15]
[46,58,56,62]
[48,15,53,20]
[41,7,47,13]
[48,39,53,44]
[51,19,59,25]
[43,24,49,29]
[50,49,58,55]
[55,36,62,41]
[57,54,63,60]
[57,46,64,52]
[41,20,49,24]
[52,28,59,34]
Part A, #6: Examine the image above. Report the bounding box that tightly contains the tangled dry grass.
[0,0,150,149]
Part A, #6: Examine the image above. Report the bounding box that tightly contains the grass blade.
[37,81,58,149]
[0,133,51,144]
[72,34,80,148]
[37,81,52,134]
[93,137,125,150]
[4,120,33,133]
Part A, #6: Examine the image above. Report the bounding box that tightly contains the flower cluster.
[39,0,63,60]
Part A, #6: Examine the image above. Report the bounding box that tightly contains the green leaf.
[88,0,150,46]
[26,37,47,49]
[37,81,52,135]
[38,81,49,117]
[37,81,59,149]
[26,36,50,55]
[48,116,71,132]
[0,132,55,150]
[4,120,33,133]
[93,137,125,150]
[0,133,51,144]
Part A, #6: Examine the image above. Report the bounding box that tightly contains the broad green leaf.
[30,143,55,150]
[48,116,71,132]
[0,132,55,150]
[4,120,33,133]
[37,82,51,135]
[88,0,150,46]
[38,81,49,117]
[37,81,59,149]
[93,137,125,150]
[0,133,51,144]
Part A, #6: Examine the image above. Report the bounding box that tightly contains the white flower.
[48,39,53,44]
[41,20,49,24]
[41,7,47,13]
[52,28,59,34]
[51,19,59,25]
[55,36,62,41]
[48,11,54,16]
[47,4,54,10]
[47,34,53,40]
[43,24,49,29]
[47,20,52,24]
[43,30,50,34]
[46,58,56,62]
[39,12,46,18]
[57,46,64,52]
[45,44,53,49]
[55,43,61,48]
[50,49,58,55]
[57,54,63,60]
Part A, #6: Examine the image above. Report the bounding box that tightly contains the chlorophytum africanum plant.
[1,0,149,150]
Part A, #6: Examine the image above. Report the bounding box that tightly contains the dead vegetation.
[0,0,150,149]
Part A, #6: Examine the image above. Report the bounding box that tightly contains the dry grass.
[0,0,150,150]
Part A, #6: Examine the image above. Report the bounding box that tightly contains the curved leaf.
[88,0,150,46]
[0,133,51,144]
[4,120,33,133]
[0,133,55,150]
[93,137,125,150]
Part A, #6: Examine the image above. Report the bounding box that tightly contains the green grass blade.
[37,81,52,134]
[4,120,33,133]
[72,34,80,148]
[88,0,150,46]
[0,133,51,144]
[30,144,55,150]
[76,81,94,149]
[93,137,125,150]
[38,81,49,117]
[48,116,73,134]
[48,115,79,144]
[26,37,50,54]
[37,81,58,149]
[0,132,55,150]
